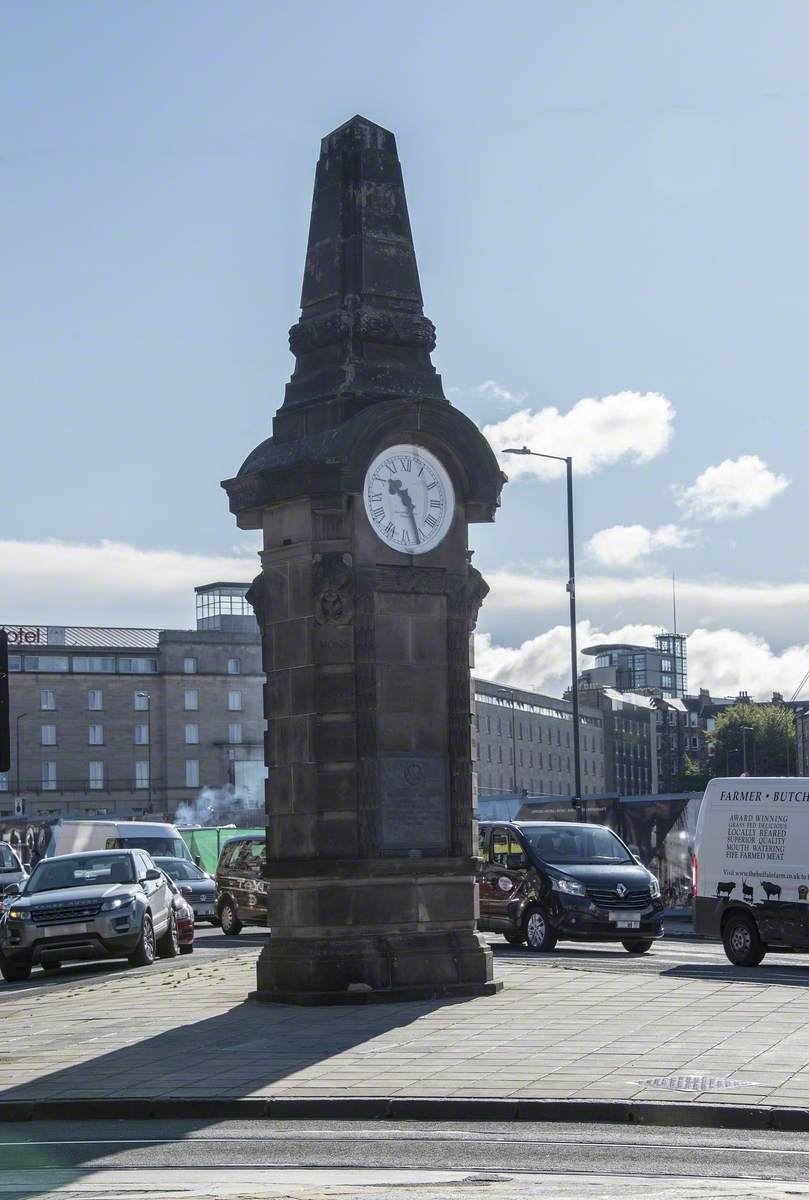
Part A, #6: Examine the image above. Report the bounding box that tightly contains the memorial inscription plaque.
[379,753,450,854]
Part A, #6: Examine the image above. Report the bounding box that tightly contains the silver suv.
[0,849,177,983]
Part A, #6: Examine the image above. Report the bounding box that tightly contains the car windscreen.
[0,845,19,872]
[25,855,135,894]
[522,826,633,866]
[111,836,191,860]
[154,858,206,881]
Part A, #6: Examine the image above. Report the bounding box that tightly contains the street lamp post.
[135,693,152,812]
[741,724,754,775]
[504,447,583,818]
[15,713,27,803]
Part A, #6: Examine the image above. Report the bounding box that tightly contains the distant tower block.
[223,117,505,1003]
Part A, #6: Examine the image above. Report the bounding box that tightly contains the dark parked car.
[477,821,664,954]
[161,873,195,955]
[154,857,218,925]
[214,835,267,935]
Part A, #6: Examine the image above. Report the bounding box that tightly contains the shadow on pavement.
[661,963,809,987]
[0,974,479,1198]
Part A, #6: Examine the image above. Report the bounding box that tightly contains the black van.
[477,821,664,953]
[215,835,267,935]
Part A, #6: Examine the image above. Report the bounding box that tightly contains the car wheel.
[622,939,654,955]
[0,958,32,983]
[503,931,524,946]
[723,913,766,967]
[179,943,194,955]
[219,899,242,936]
[41,961,62,973]
[128,913,156,967]
[523,905,558,952]
[157,913,179,959]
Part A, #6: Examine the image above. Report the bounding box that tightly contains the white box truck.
[45,820,192,863]
[693,777,809,965]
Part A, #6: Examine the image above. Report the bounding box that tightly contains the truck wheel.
[219,898,242,936]
[622,939,654,954]
[523,905,558,952]
[0,958,31,983]
[128,914,156,967]
[157,913,179,959]
[723,913,766,966]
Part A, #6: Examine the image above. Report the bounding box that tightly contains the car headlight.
[101,896,135,912]
[649,877,661,899]
[552,877,586,897]
[7,908,31,921]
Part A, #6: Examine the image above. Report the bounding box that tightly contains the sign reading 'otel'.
[0,627,44,644]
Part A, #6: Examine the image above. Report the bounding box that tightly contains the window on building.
[40,724,56,746]
[228,691,242,712]
[135,761,150,789]
[497,746,502,763]
[118,657,158,674]
[185,759,200,788]
[185,723,199,745]
[184,690,199,711]
[134,692,149,711]
[40,689,55,711]
[134,724,149,745]
[89,761,104,791]
[228,723,243,745]
[486,715,491,733]
[227,658,241,675]
[88,724,104,745]
[25,655,69,672]
[486,745,491,762]
[8,656,21,672]
[72,656,115,673]
[88,689,103,711]
[42,761,56,791]
[183,657,197,675]
[0,773,8,791]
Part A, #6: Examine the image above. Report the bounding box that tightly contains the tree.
[708,702,796,777]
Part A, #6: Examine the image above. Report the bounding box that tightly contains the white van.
[693,777,809,965]
[46,820,192,863]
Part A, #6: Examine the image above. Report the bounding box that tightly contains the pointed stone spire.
[274,116,446,441]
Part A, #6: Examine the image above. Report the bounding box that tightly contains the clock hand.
[388,479,420,543]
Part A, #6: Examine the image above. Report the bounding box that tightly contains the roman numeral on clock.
[384,521,395,536]
[372,507,385,523]
[429,499,442,509]
[424,513,438,530]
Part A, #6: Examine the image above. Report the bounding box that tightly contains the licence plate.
[195,906,214,916]
[42,923,88,937]
[610,912,640,929]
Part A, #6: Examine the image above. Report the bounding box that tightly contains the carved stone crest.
[313,552,354,625]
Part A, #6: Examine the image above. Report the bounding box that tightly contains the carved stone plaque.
[379,753,450,855]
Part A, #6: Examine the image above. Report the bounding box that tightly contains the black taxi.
[215,835,267,935]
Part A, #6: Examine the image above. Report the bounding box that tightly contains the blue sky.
[3,1,808,697]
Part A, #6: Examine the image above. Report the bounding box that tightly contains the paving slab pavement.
[2,939,809,1118]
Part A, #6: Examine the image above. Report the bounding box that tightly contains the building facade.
[472,679,606,798]
[579,633,687,698]
[0,584,264,822]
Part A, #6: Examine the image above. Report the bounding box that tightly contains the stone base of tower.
[250,928,498,1006]
[249,859,498,1005]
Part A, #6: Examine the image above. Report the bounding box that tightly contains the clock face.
[363,444,455,555]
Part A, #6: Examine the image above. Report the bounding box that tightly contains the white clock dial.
[363,444,455,555]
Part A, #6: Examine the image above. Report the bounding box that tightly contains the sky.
[2,1,808,700]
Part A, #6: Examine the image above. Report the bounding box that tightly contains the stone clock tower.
[223,116,504,1003]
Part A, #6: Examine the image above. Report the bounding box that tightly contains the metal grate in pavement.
[640,1075,754,1091]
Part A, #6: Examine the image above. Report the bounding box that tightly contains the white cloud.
[0,539,259,628]
[482,391,674,480]
[472,380,527,407]
[474,622,809,703]
[477,569,809,653]
[585,523,693,568]
[676,455,789,521]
